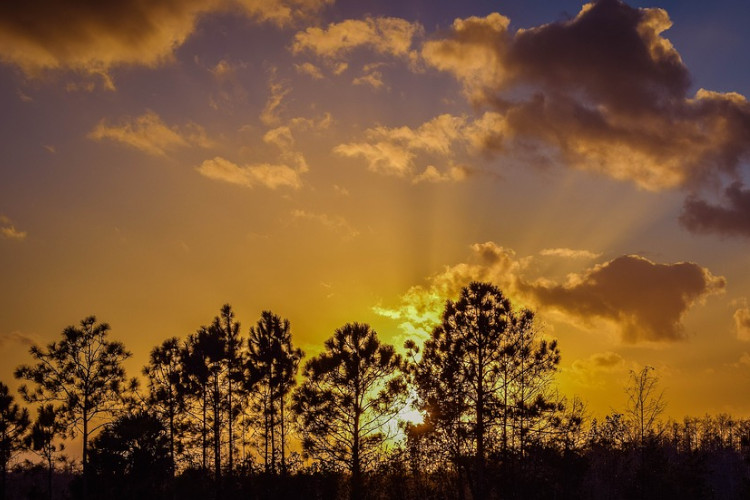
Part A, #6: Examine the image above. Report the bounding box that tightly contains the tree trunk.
[228,377,233,475]
[169,406,175,478]
[202,387,208,472]
[82,406,89,500]
[351,382,362,500]
[2,459,7,500]
[263,401,269,474]
[48,451,53,500]
[280,393,286,476]
[476,342,485,500]
[270,398,276,474]
[212,376,221,495]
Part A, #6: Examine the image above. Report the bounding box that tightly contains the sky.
[1,0,750,422]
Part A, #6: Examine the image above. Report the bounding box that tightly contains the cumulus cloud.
[680,182,750,238]
[734,301,750,342]
[376,242,725,344]
[0,215,27,241]
[89,111,213,156]
[197,156,306,190]
[420,1,750,192]
[521,255,726,343]
[334,112,502,181]
[292,16,422,60]
[291,209,359,239]
[0,0,333,79]
[421,13,511,100]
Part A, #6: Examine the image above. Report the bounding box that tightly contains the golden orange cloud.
[0,215,27,241]
[292,16,423,61]
[334,112,504,181]
[734,301,750,342]
[88,111,214,156]
[197,156,306,190]
[0,0,333,79]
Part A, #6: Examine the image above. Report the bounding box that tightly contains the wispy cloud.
[0,215,27,241]
[334,112,501,181]
[197,156,305,190]
[0,330,37,347]
[260,75,291,126]
[88,110,213,156]
[540,248,602,260]
[567,351,629,387]
[734,300,750,341]
[291,209,359,239]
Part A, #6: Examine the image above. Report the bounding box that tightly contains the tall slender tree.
[143,337,185,476]
[625,366,666,448]
[411,282,559,498]
[181,332,211,472]
[15,316,130,500]
[0,381,30,500]
[293,323,405,500]
[211,305,242,475]
[247,311,303,475]
[25,404,66,500]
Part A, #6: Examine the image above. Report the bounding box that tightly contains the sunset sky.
[1,0,750,422]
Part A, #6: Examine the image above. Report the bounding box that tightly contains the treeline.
[1,282,750,500]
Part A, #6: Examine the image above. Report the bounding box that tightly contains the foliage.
[14,316,130,500]
[247,311,303,474]
[0,381,30,500]
[293,322,406,500]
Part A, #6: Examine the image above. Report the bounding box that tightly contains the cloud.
[374,242,525,339]
[539,248,601,260]
[294,62,324,79]
[0,330,37,348]
[292,16,422,60]
[353,70,385,90]
[89,110,213,156]
[734,301,750,342]
[0,0,333,78]
[0,215,27,241]
[680,182,750,238]
[569,351,627,386]
[421,13,511,100]
[260,77,291,126]
[291,209,359,239]
[376,242,725,344]
[420,1,750,192]
[334,112,502,181]
[521,255,726,343]
[197,156,306,190]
